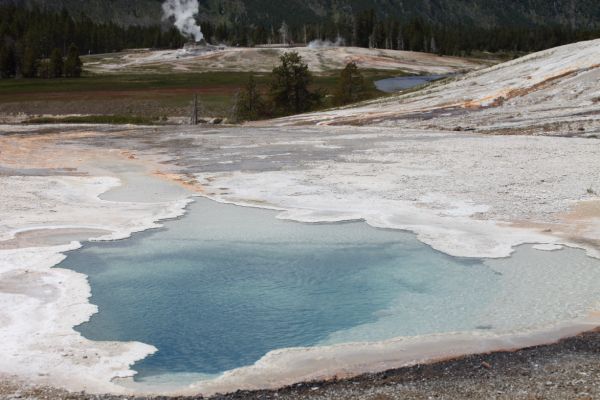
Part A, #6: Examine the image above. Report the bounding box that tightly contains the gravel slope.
[2,330,598,400]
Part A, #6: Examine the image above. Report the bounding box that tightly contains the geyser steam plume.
[162,0,204,42]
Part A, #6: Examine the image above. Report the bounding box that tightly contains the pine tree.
[0,43,16,78]
[49,48,63,78]
[234,75,266,121]
[38,58,50,79]
[63,43,82,77]
[21,46,39,78]
[269,52,322,116]
[334,62,368,105]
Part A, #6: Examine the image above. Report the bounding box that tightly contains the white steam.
[162,0,204,42]
[307,37,345,49]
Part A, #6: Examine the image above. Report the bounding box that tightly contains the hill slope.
[200,0,600,29]
[0,0,164,26]
[2,0,600,28]
[273,38,600,137]
[83,46,486,74]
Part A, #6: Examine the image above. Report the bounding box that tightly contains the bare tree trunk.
[191,94,198,125]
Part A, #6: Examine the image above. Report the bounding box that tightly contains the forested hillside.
[0,5,186,78]
[4,0,600,29]
[0,0,165,27]
[1,0,599,79]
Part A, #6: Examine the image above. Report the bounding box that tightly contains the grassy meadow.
[0,69,398,123]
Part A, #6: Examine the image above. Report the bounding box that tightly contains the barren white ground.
[191,129,600,259]
[83,45,486,75]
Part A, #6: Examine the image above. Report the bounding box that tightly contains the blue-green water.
[58,198,500,381]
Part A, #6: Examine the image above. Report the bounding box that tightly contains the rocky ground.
[1,331,598,400]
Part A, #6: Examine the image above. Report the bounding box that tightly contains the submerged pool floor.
[58,198,600,383]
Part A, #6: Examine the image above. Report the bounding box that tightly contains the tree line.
[234,52,368,122]
[0,4,186,79]
[2,3,600,79]
[204,11,600,56]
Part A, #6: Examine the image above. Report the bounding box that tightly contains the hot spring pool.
[57,198,600,385]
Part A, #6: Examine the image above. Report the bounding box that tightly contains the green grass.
[0,72,268,94]
[0,69,404,120]
[468,50,529,62]
[0,70,398,95]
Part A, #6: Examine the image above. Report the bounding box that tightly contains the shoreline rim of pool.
[56,196,600,395]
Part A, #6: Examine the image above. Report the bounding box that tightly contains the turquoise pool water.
[57,198,600,383]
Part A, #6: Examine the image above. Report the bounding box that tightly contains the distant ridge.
[1,0,599,28]
[0,0,164,26]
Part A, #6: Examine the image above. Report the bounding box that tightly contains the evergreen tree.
[38,59,50,79]
[355,9,375,48]
[63,43,82,77]
[269,52,322,116]
[0,42,16,78]
[334,62,367,105]
[234,75,266,121]
[49,48,63,78]
[21,46,39,78]
[215,23,229,43]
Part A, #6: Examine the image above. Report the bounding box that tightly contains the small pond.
[375,74,448,93]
